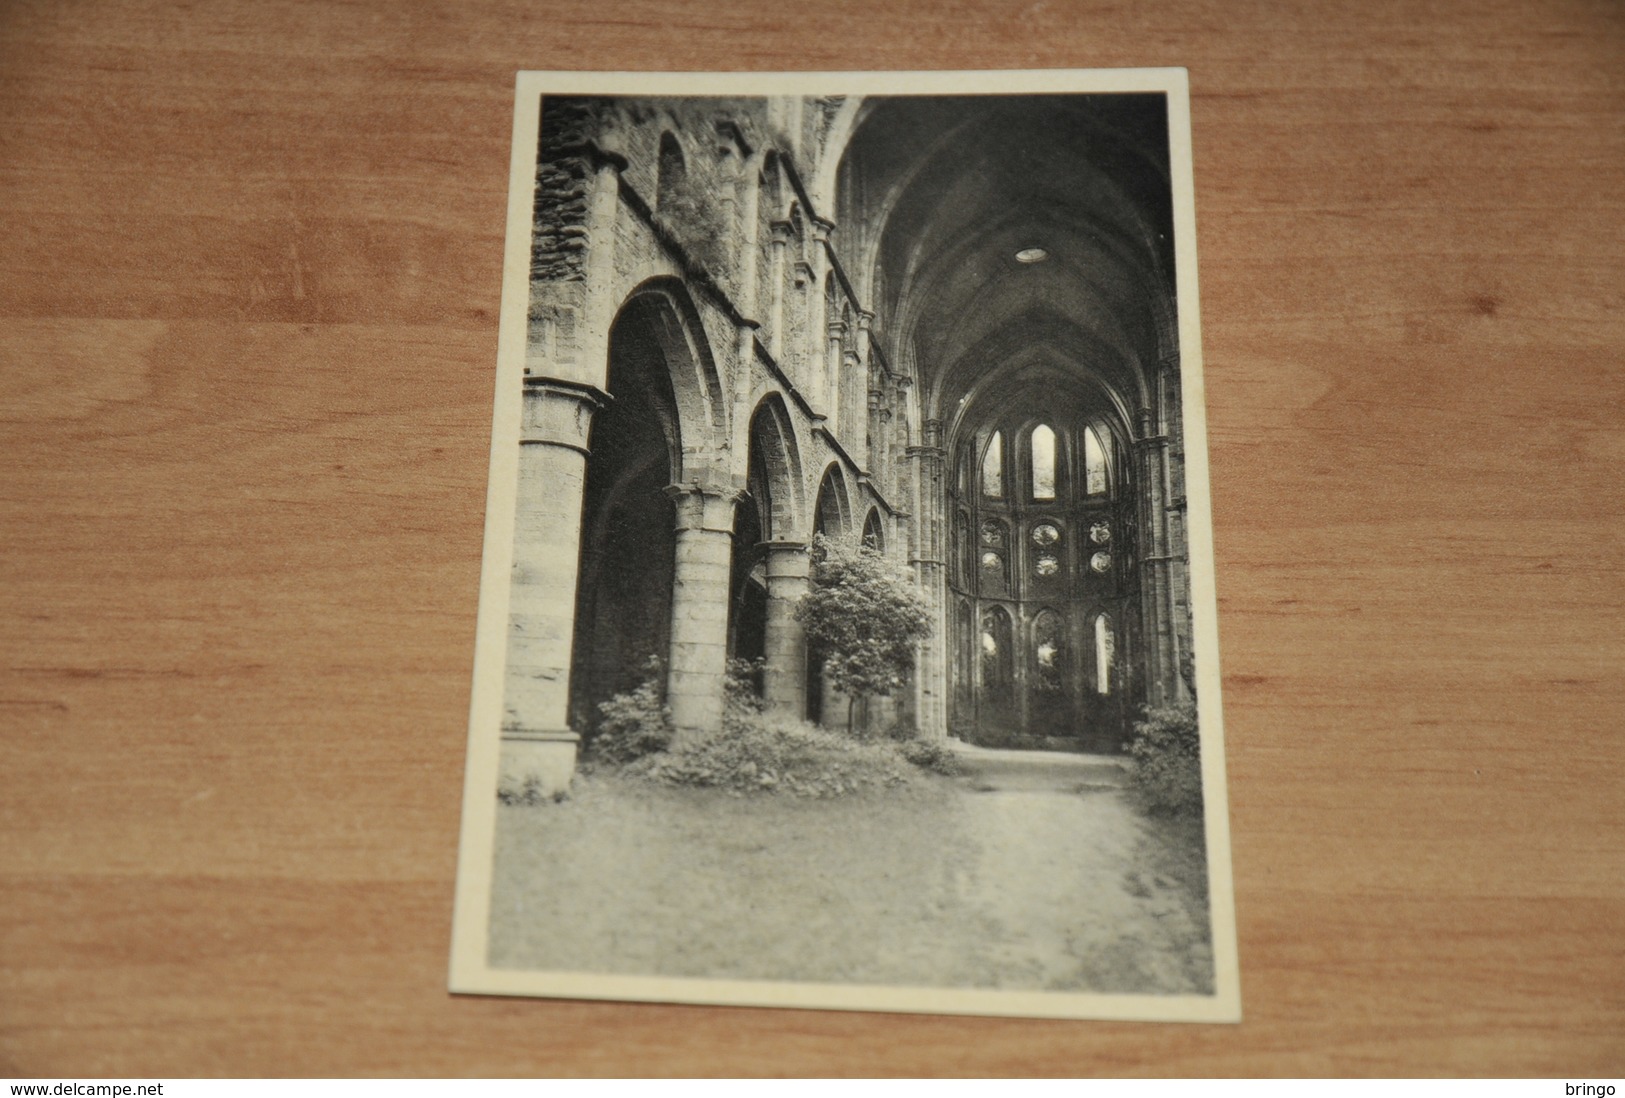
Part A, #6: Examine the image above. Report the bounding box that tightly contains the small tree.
[795,535,932,734]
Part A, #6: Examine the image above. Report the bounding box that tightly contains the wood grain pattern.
[2,0,1622,1077]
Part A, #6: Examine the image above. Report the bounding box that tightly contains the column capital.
[665,482,740,533]
[760,539,810,580]
[855,308,876,330]
[584,140,630,174]
[519,377,611,452]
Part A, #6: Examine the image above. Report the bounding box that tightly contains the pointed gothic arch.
[614,278,727,468]
[862,508,885,550]
[813,463,853,537]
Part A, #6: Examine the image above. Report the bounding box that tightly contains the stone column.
[908,417,949,738]
[664,483,738,740]
[501,378,608,799]
[1135,404,1178,707]
[1159,362,1193,702]
[825,316,847,434]
[768,220,791,362]
[760,540,810,718]
[842,348,863,455]
[856,309,876,467]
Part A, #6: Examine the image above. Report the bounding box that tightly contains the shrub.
[1127,702,1204,817]
[629,709,916,798]
[898,737,965,777]
[796,535,932,734]
[588,662,673,765]
[723,657,766,723]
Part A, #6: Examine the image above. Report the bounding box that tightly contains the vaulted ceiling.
[834,94,1176,436]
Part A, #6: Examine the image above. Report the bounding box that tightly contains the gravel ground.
[488,763,1213,995]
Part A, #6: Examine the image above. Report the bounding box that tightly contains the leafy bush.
[723,657,766,721]
[797,535,932,733]
[588,662,673,765]
[1127,702,1204,817]
[898,737,965,777]
[629,709,917,798]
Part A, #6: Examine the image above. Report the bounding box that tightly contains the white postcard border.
[449,67,1240,1024]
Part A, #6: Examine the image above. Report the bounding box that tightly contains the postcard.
[450,68,1239,1022]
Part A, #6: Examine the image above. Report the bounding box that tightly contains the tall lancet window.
[981,431,1004,499]
[1031,424,1056,500]
[1094,613,1114,695]
[1085,424,1109,497]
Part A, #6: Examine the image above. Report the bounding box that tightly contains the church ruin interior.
[499,91,1195,793]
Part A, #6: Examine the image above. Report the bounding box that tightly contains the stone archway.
[567,295,683,737]
[731,394,807,713]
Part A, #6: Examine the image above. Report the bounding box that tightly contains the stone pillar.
[825,317,847,434]
[501,378,608,799]
[768,220,791,362]
[908,416,949,739]
[761,540,810,718]
[867,369,883,475]
[810,219,835,416]
[1135,404,1179,707]
[842,348,863,454]
[664,483,738,740]
[856,309,876,468]
[737,169,762,320]
[1158,362,1192,702]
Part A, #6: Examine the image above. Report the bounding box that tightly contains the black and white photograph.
[450,69,1239,1022]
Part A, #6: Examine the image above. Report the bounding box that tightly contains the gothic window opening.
[981,431,1004,499]
[981,606,1014,696]
[1085,424,1109,497]
[1032,522,1062,580]
[979,518,1010,596]
[1034,609,1064,693]
[956,510,973,585]
[1031,423,1056,500]
[1095,613,1115,695]
[862,509,885,550]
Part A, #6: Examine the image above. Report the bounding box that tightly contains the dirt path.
[489,754,1213,995]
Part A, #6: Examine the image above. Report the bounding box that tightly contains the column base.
[498,728,581,803]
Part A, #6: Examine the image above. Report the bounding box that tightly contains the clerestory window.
[981,431,1004,499]
[1031,423,1056,500]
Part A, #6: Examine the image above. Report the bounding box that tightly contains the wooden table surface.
[3,0,1622,1078]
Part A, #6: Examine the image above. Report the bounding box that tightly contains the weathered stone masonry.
[500,93,1193,795]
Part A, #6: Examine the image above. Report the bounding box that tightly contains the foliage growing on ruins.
[652,190,731,279]
[1127,702,1204,817]
[795,535,933,734]
[586,657,673,765]
[627,659,915,797]
[628,713,916,798]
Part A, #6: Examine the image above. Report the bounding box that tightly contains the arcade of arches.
[500,92,1195,795]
